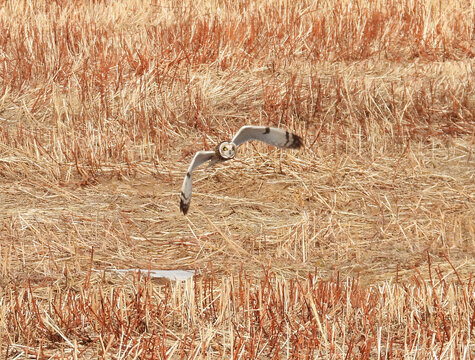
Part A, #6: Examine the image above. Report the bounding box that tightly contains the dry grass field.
[0,0,474,358]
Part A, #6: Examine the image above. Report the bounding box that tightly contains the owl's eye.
[223,147,228,151]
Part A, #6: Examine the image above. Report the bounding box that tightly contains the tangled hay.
[0,0,473,357]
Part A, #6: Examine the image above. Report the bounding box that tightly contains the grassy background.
[0,0,474,358]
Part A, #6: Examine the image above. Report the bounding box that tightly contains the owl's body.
[180,125,302,215]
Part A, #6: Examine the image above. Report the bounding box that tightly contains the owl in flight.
[180,125,302,215]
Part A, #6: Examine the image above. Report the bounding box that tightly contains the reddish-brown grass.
[0,0,473,358]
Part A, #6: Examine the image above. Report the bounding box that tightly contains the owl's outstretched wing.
[231,126,302,149]
[180,151,216,215]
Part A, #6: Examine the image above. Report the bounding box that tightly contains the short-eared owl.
[180,126,302,215]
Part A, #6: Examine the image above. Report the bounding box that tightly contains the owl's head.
[217,141,236,160]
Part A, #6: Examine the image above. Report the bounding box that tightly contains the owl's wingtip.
[290,134,303,149]
[180,198,190,215]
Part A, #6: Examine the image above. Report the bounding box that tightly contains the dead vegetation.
[0,0,473,358]
[3,264,475,358]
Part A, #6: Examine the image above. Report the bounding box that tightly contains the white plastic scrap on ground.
[97,269,195,281]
